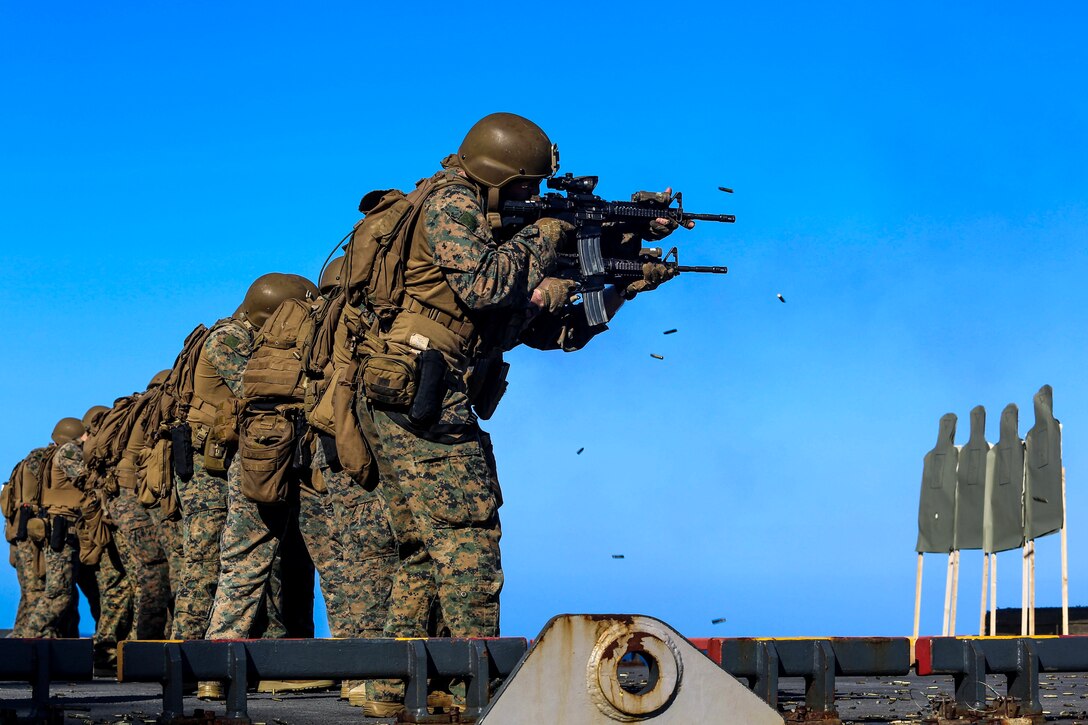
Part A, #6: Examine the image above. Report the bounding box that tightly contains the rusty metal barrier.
[119,637,527,722]
[915,635,1088,721]
[0,638,93,720]
[705,638,912,723]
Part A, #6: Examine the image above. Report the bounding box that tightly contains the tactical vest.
[41,442,84,518]
[189,318,250,429]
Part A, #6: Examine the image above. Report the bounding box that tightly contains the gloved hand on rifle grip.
[531,277,579,314]
[622,262,679,300]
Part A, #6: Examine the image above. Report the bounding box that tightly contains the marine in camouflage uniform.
[360,115,679,708]
[206,275,340,640]
[113,401,170,639]
[6,445,52,637]
[46,434,134,669]
[24,438,84,639]
[170,316,252,640]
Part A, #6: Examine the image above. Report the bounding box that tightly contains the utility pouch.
[472,359,510,421]
[361,353,417,407]
[16,505,31,542]
[306,368,340,436]
[27,516,46,544]
[49,515,69,553]
[138,437,174,508]
[334,359,372,477]
[213,398,244,446]
[170,422,195,481]
[203,433,229,474]
[409,349,448,426]
[239,409,295,504]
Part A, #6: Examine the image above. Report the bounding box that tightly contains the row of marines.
[2,112,684,716]
[2,261,393,701]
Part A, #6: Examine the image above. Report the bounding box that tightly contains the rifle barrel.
[684,213,736,223]
[676,265,728,274]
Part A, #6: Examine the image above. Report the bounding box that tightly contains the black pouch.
[473,360,510,421]
[16,505,31,542]
[49,515,69,552]
[291,415,312,472]
[317,431,340,470]
[409,349,449,426]
[170,422,195,482]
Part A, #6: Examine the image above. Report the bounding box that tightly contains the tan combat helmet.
[237,273,319,328]
[52,417,85,445]
[457,113,558,189]
[148,369,171,388]
[82,405,110,433]
[318,256,345,295]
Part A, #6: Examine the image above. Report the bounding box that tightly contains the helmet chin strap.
[486,187,502,231]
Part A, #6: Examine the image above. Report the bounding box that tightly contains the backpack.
[84,395,141,475]
[242,299,318,401]
[159,322,218,425]
[344,173,470,322]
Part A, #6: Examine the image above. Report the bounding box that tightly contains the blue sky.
[2,2,1087,639]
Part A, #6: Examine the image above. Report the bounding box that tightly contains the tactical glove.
[535,217,575,248]
[622,262,679,299]
[531,277,579,314]
[646,217,679,241]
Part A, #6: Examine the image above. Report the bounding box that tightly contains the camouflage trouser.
[148,504,184,633]
[11,538,45,637]
[171,451,227,640]
[204,457,292,639]
[361,406,502,703]
[23,528,79,638]
[298,486,340,634]
[322,466,397,639]
[93,537,133,668]
[108,487,169,639]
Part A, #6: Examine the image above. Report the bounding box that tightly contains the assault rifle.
[500,173,732,325]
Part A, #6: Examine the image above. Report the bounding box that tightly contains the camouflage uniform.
[148,504,184,632]
[203,454,293,639]
[106,487,168,639]
[363,158,601,702]
[7,445,51,637]
[171,318,252,640]
[24,440,84,639]
[91,528,133,667]
[312,441,396,638]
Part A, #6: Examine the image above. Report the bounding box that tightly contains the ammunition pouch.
[169,422,195,482]
[361,353,417,408]
[239,407,296,504]
[49,515,69,553]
